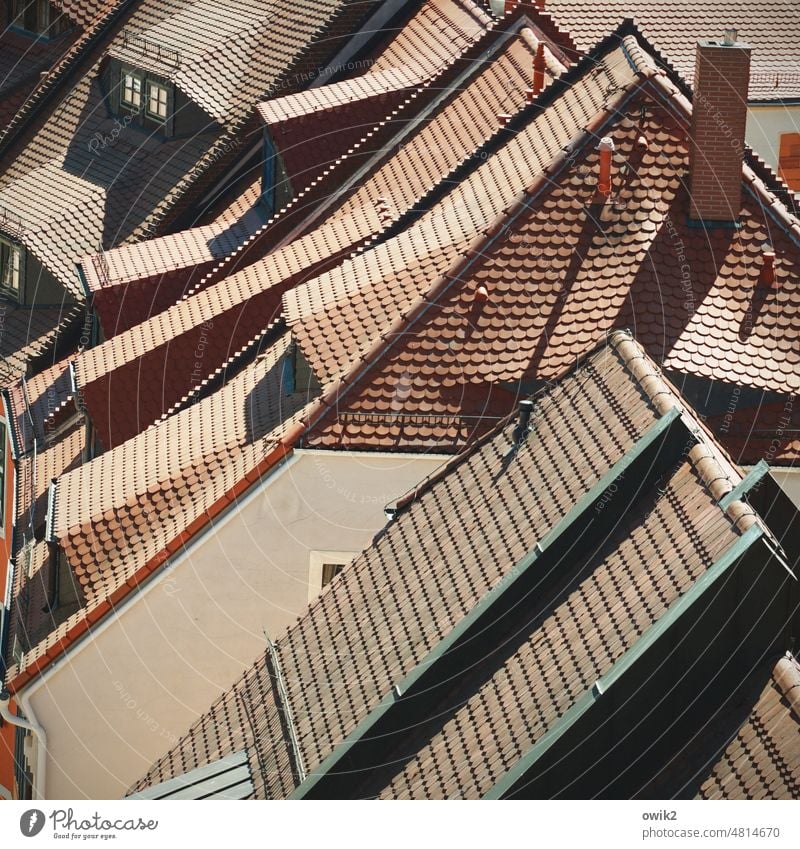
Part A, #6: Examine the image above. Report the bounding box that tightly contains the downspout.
[0,690,46,800]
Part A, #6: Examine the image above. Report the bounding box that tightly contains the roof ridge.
[300,70,638,401]
[775,653,800,723]
[609,331,758,534]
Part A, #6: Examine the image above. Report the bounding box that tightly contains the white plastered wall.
[21,449,449,799]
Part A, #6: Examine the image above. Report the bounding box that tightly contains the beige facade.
[746,103,800,188]
[772,466,800,507]
[18,449,449,799]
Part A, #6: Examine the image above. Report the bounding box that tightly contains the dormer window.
[9,0,72,39]
[121,71,143,109]
[0,236,21,298]
[147,81,169,120]
[113,64,174,136]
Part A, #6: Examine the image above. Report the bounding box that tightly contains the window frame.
[146,79,169,120]
[9,0,71,39]
[308,550,356,602]
[113,64,174,136]
[120,70,143,110]
[0,419,6,535]
[778,132,800,191]
[0,235,22,300]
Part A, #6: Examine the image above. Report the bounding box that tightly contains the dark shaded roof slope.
[694,654,800,799]
[545,1,800,100]
[128,331,796,799]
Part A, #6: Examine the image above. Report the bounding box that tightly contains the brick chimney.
[688,31,751,225]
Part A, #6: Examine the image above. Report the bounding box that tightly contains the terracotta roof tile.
[286,36,798,456]
[0,0,383,297]
[285,43,639,392]
[5,331,314,682]
[73,204,380,449]
[129,332,788,799]
[546,1,800,100]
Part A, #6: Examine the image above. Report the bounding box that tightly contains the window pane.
[147,82,168,119]
[122,73,141,108]
[0,240,20,292]
[321,563,345,588]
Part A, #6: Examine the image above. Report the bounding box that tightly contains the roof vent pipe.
[532,42,546,97]
[512,399,534,446]
[597,136,615,196]
[759,243,776,288]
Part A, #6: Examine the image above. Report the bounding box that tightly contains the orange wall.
[1,424,16,798]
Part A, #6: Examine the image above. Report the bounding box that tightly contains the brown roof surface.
[0,0,114,129]
[0,302,83,385]
[77,172,266,335]
[5,330,314,683]
[0,0,382,298]
[284,37,637,375]
[695,655,800,799]
[67,7,578,450]
[265,8,570,256]
[130,331,782,799]
[75,0,502,334]
[545,0,800,100]
[73,203,380,449]
[285,32,799,457]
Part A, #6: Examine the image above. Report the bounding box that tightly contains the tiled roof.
[285,31,799,457]
[67,6,578,452]
[56,0,115,28]
[6,361,75,457]
[695,655,800,799]
[5,331,315,685]
[257,67,425,127]
[263,8,570,256]
[0,303,83,385]
[72,0,500,335]
[73,203,380,449]
[0,0,382,298]
[0,0,115,130]
[129,331,791,799]
[369,0,493,77]
[545,1,800,100]
[75,172,265,337]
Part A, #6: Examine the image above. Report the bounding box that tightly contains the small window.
[0,238,21,296]
[147,81,169,120]
[321,562,345,589]
[121,71,142,109]
[308,550,356,602]
[10,0,71,38]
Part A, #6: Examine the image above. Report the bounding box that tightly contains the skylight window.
[147,81,169,120]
